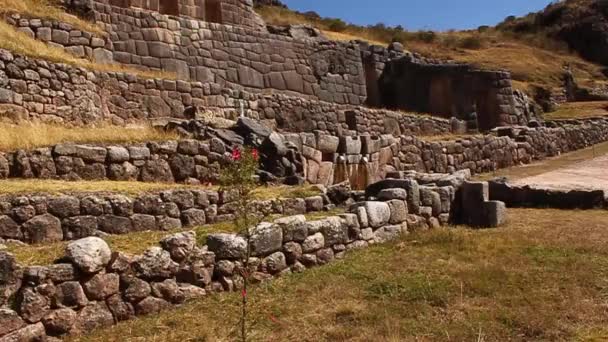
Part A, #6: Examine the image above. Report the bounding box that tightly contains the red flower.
[231,148,242,161]
[251,148,259,161]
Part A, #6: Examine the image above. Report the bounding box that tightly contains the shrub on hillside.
[458,35,484,49]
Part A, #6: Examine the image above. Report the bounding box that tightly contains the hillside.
[255,3,608,98]
[498,0,608,67]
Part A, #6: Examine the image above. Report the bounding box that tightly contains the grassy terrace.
[0,123,179,152]
[67,208,608,341]
[476,141,608,181]
[545,101,608,120]
[7,208,343,266]
[0,1,174,79]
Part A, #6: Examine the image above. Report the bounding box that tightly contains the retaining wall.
[1,117,607,191]
[0,188,331,245]
[0,48,453,136]
[0,198,418,340]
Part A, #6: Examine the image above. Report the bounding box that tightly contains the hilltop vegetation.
[255,3,608,96]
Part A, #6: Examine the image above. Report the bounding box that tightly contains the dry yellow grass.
[68,208,608,341]
[545,101,608,120]
[0,179,195,195]
[0,21,176,79]
[0,0,103,35]
[0,122,179,151]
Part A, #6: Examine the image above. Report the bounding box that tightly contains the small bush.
[416,30,437,43]
[458,35,484,49]
[325,18,348,32]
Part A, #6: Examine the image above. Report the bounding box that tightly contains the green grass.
[68,208,608,341]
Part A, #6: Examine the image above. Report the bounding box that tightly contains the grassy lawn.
[7,208,344,266]
[67,208,608,341]
[476,141,608,181]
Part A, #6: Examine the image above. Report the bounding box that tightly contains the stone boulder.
[133,247,179,280]
[250,223,283,256]
[22,214,63,243]
[364,202,391,228]
[206,233,247,259]
[160,231,197,261]
[65,237,112,274]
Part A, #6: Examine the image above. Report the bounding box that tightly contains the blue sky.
[282,0,554,31]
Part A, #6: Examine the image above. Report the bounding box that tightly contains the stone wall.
[0,196,421,340]
[0,48,452,135]
[362,43,535,130]
[16,0,364,105]
[1,116,607,191]
[489,180,607,209]
[0,188,331,244]
[92,0,266,30]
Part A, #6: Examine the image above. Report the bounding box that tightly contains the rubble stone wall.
[0,188,328,244]
[0,197,417,340]
[1,118,607,191]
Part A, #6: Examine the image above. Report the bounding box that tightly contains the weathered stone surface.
[250,222,283,256]
[55,281,88,308]
[262,252,287,274]
[42,308,78,336]
[106,293,134,321]
[387,200,408,224]
[378,188,408,201]
[76,302,114,333]
[364,202,391,228]
[48,196,80,218]
[47,263,77,283]
[0,252,22,307]
[320,216,348,246]
[180,208,206,227]
[0,308,25,336]
[283,241,302,264]
[63,216,98,240]
[83,273,120,301]
[22,214,62,243]
[275,215,308,242]
[135,296,170,316]
[151,279,185,304]
[65,237,111,274]
[18,287,49,323]
[0,322,45,342]
[134,247,179,280]
[302,232,324,253]
[206,233,247,259]
[373,225,403,243]
[160,231,196,261]
[0,215,21,239]
[123,277,151,303]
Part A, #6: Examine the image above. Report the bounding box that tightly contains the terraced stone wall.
[0,48,452,135]
[0,176,467,340]
[0,188,330,244]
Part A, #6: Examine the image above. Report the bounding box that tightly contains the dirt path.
[513,153,608,192]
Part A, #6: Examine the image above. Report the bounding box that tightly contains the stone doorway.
[205,0,222,23]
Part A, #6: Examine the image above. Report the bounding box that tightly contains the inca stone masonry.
[3,0,536,129]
